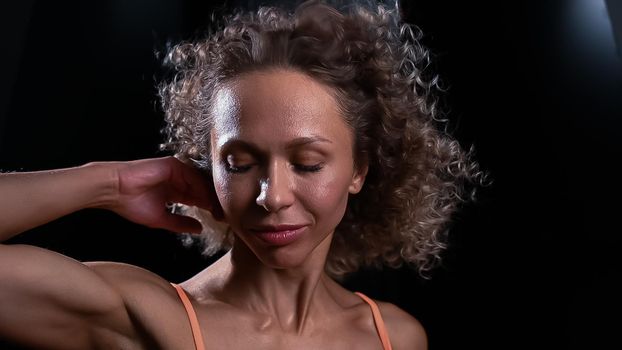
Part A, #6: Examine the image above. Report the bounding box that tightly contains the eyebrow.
[219,136,332,152]
[285,136,332,149]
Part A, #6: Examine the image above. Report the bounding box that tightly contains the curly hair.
[159,0,483,278]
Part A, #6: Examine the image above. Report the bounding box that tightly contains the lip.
[249,224,308,246]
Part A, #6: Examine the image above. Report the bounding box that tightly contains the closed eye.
[225,163,253,173]
[294,163,323,173]
[224,154,255,173]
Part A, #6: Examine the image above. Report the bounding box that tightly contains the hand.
[102,156,223,234]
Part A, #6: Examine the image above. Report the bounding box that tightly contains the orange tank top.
[170,283,393,350]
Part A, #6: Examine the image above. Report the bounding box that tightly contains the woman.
[0,1,479,349]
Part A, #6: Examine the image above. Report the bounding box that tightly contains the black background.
[1,1,621,349]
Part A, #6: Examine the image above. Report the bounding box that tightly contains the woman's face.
[210,69,366,269]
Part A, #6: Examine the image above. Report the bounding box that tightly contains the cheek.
[212,167,254,218]
[300,170,351,226]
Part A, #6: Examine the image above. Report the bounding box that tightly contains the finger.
[185,177,217,210]
[167,163,210,202]
[158,213,203,234]
[166,188,214,213]
[167,165,223,218]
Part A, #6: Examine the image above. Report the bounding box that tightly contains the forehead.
[211,69,351,149]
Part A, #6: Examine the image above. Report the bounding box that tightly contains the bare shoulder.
[85,261,171,290]
[376,301,428,350]
[84,261,196,349]
[84,261,178,307]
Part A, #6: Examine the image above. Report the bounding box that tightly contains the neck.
[207,234,339,334]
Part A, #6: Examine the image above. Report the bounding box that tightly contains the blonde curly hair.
[159,0,483,278]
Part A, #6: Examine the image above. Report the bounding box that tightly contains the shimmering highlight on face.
[210,69,366,269]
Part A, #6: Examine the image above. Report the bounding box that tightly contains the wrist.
[78,162,120,209]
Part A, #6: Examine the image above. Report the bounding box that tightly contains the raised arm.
[0,157,219,349]
[0,156,218,239]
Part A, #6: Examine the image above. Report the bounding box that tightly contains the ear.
[348,162,368,194]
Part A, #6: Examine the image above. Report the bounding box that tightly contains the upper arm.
[378,302,428,350]
[0,244,138,350]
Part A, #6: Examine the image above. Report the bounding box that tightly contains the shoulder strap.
[171,283,206,350]
[354,292,393,350]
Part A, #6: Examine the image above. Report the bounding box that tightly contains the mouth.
[249,224,308,246]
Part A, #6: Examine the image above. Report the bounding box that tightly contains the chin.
[258,246,314,270]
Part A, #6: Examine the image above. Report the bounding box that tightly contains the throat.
[211,242,338,333]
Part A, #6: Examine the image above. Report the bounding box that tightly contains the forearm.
[0,162,118,241]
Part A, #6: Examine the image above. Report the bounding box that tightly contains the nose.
[256,160,294,212]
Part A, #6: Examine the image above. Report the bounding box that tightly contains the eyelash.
[295,164,323,173]
[224,163,323,174]
[225,164,252,173]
